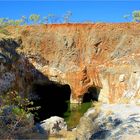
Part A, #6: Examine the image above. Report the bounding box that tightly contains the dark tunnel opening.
[29,82,71,123]
[83,87,100,103]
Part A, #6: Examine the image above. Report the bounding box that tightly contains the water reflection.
[64,101,92,129]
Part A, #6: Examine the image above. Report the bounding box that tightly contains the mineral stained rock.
[0,23,140,103]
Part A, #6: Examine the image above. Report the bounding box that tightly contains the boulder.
[37,116,67,135]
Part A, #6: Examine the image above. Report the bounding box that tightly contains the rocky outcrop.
[74,104,140,140]
[1,23,140,103]
[90,104,140,140]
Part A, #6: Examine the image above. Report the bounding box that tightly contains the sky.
[0,0,140,22]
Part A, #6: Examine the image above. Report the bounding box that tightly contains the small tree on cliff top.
[124,10,140,22]
[29,14,40,24]
[21,16,28,25]
[132,10,140,22]
[63,11,72,23]
[123,14,130,21]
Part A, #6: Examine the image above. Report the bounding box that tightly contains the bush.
[0,90,42,139]
[0,105,34,138]
[29,14,40,24]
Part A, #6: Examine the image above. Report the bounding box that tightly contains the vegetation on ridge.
[0,11,73,27]
[124,10,140,22]
[0,9,140,27]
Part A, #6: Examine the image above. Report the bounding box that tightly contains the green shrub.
[29,14,40,24]
[132,10,140,22]
[0,90,42,139]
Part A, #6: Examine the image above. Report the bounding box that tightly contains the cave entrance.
[83,87,100,103]
[30,82,71,123]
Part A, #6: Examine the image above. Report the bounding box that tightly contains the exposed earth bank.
[1,23,140,104]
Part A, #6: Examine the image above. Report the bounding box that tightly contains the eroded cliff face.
[0,23,140,104]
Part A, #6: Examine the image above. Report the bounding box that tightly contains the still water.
[63,101,92,129]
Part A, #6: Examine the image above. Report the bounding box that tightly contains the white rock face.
[74,104,140,140]
[39,116,67,135]
[90,104,140,140]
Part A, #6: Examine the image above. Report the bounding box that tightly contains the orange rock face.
[1,23,140,104]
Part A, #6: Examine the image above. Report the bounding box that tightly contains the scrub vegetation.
[0,90,43,139]
[0,11,72,27]
[0,10,140,27]
[124,10,140,22]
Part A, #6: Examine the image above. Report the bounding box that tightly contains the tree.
[123,14,130,21]
[7,19,15,25]
[21,16,27,25]
[0,18,5,26]
[132,10,140,22]
[0,18,9,27]
[29,14,40,24]
[48,14,56,23]
[63,11,72,23]
[14,19,23,26]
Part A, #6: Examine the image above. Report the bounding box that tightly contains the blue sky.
[0,1,140,22]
